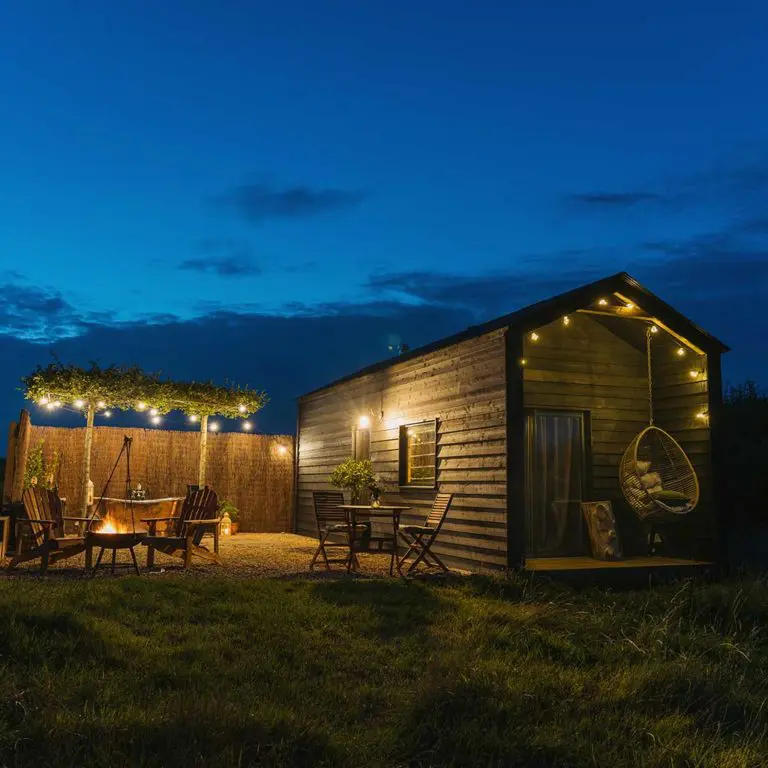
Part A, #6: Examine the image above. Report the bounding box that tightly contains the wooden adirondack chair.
[143,487,221,568]
[7,487,95,574]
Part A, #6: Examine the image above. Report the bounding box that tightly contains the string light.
[676,347,686,357]
[151,415,161,425]
[625,302,635,310]
[689,370,699,378]
[53,401,61,408]
[189,414,199,423]
[137,402,146,411]
[238,404,247,413]
[519,358,528,366]
[277,445,288,456]
[38,396,49,406]
[209,422,219,432]
[358,415,370,428]
[242,421,252,431]
[97,400,106,409]
[104,410,112,418]
[73,399,85,409]
[562,315,570,326]
[598,298,608,306]
[529,332,540,342]
[46,402,55,411]
[696,411,709,422]
[650,325,659,334]
[149,408,159,417]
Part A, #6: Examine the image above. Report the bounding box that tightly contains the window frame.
[399,418,438,489]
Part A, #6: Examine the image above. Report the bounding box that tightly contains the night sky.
[1,1,767,438]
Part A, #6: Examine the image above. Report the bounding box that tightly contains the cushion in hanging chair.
[648,489,691,506]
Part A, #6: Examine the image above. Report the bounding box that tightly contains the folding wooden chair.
[309,491,365,573]
[396,493,453,575]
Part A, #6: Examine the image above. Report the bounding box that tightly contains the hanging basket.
[619,426,699,522]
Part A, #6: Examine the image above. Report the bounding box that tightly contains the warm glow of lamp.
[277,444,288,456]
[238,404,247,413]
[53,401,61,408]
[520,358,528,366]
[562,315,570,326]
[137,402,146,411]
[38,396,49,406]
[529,331,540,341]
[696,411,708,421]
[74,399,85,409]
[151,415,161,425]
[689,370,699,378]
[676,347,686,357]
[46,402,55,411]
[104,410,112,417]
[650,325,659,334]
[358,415,370,428]
[189,414,199,423]
[598,298,608,306]
[209,422,219,432]
[625,302,635,310]
[149,408,159,416]
[242,421,252,431]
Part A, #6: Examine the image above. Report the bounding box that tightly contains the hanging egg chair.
[619,327,700,523]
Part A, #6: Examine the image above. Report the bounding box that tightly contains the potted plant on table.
[329,459,378,549]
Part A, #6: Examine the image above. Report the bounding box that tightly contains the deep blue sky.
[1,1,767,437]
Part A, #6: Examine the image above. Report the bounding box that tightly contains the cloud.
[178,238,263,277]
[212,180,365,223]
[0,284,93,341]
[567,191,663,207]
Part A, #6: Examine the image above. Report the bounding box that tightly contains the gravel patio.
[1,533,399,579]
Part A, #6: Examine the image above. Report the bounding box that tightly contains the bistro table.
[338,504,411,576]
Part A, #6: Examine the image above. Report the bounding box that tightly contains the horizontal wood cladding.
[297,330,507,571]
[523,315,649,554]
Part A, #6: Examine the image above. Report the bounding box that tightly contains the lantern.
[221,511,232,536]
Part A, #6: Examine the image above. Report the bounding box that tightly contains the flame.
[96,515,125,534]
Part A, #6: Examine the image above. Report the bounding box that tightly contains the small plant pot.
[230,522,240,535]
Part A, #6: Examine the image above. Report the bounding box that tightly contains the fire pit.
[85,517,145,576]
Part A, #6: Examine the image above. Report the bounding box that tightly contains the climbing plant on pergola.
[22,363,268,512]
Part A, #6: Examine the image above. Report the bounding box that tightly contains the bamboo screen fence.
[6,418,294,532]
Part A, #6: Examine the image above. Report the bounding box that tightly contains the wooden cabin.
[295,273,729,575]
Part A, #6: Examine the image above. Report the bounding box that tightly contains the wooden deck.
[526,556,712,572]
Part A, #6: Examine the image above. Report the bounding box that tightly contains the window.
[399,420,437,487]
[353,426,370,461]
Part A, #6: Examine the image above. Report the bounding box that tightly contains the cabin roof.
[298,272,729,400]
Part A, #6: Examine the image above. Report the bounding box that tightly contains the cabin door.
[525,410,586,556]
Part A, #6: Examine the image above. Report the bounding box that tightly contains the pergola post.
[81,402,96,514]
[198,414,209,486]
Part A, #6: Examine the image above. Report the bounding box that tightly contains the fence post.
[10,410,32,503]
[3,421,17,504]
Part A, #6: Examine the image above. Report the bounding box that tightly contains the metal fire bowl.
[86,531,145,549]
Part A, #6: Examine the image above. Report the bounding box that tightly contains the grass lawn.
[0,574,766,768]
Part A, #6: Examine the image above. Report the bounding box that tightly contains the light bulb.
[277,445,288,456]
[650,325,659,334]
[38,396,49,406]
[689,370,698,378]
[46,402,55,411]
[149,408,158,417]
[562,315,570,326]
[137,402,146,411]
[598,298,608,306]
[625,302,634,309]
[696,411,708,421]
[151,415,161,425]
[189,414,199,423]
[53,401,62,408]
[97,400,106,409]
[529,332,539,342]
[520,358,528,366]
[73,399,85,409]
[238,404,247,413]
[104,410,112,417]
[209,422,219,432]
[676,347,686,357]
[358,415,370,428]
[242,421,252,431]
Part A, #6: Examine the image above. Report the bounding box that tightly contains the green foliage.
[0,575,766,766]
[22,362,268,419]
[329,458,376,500]
[218,499,239,522]
[23,441,61,490]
